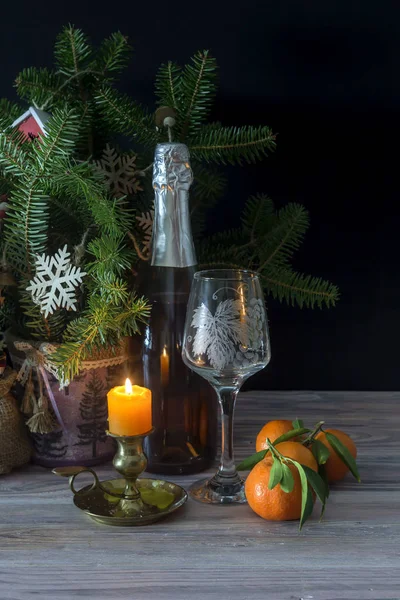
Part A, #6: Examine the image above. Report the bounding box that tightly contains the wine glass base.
[189,477,247,505]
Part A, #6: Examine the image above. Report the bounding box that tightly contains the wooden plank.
[0,391,399,600]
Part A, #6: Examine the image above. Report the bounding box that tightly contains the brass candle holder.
[53,429,187,526]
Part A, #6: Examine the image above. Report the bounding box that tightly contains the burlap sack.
[0,369,32,474]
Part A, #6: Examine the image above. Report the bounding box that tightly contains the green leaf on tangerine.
[274,427,310,445]
[311,439,331,465]
[236,427,310,471]
[236,449,267,472]
[280,463,294,493]
[302,464,328,518]
[268,457,283,490]
[318,463,330,500]
[291,460,314,530]
[292,418,304,429]
[325,432,361,482]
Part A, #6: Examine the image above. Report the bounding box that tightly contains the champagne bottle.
[130,143,217,475]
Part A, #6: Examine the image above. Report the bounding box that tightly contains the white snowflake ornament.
[27,245,86,318]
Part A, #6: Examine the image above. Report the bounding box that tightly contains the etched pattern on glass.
[190,294,266,371]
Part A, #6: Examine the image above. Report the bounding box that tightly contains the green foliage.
[155,61,182,111]
[280,463,295,493]
[311,439,331,465]
[199,194,339,309]
[86,234,134,277]
[190,163,227,237]
[189,124,276,165]
[236,427,310,471]
[95,85,157,146]
[325,432,361,482]
[95,32,132,78]
[180,51,218,136]
[0,99,23,128]
[0,24,338,381]
[15,68,63,109]
[54,25,93,77]
[265,439,328,529]
[52,292,150,383]
[0,130,31,179]
[0,51,150,377]
[156,50,217,139]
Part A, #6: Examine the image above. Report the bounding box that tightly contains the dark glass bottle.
[130,143,217,475]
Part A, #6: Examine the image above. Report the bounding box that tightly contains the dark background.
[1,1,399,390]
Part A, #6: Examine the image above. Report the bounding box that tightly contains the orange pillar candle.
[107,378,152,436]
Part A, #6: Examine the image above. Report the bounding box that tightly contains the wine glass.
[182,269,271,504]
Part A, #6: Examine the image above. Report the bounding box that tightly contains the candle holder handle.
[53,465,109,496]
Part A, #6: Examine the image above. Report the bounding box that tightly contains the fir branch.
[5,179,49,261]
[191,163,226,202]
[50,159,132,237]
[20,290,67,341]
[258,203,309,270]
[54,25,93,77]
[112,293,150,336]
[181,50,218,138]
[190,164,226,237]
[86,234,134,277]
[189,124,276,164]
[155,61,182,111]
[32,107,80,168]
[0,131,33,178]
[15,68,63,109]
[42,70,106,112]
[198,227,248,265]
[242,194,276,241]
[95,273,129,305]
[53,293,150,382]
[95,85,157,146]
[199,194,338,309]
[262,268,339,309]
[95,32,132,78]
[0,99,23,128]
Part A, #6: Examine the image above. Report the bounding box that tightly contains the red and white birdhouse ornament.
[12,106,51,141]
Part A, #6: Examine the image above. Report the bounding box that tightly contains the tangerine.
[245,441,318,521]
[256,420,295,451]
[316,428,357,483]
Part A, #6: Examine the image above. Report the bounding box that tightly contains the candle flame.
[125,378,133,394]
[162,347,167,357]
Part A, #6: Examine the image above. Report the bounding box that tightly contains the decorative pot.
[6,331,128,468]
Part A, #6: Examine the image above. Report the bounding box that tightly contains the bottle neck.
[150,143,197,269]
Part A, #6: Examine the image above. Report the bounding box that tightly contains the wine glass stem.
[214,386,241,484]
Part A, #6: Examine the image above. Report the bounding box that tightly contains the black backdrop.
[1,1,399,390]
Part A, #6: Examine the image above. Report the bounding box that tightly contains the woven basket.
[0,369,32,475]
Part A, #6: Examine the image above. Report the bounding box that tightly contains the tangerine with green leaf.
[315,429,357,482]
[255,420,296,451]
[245,441,318,521]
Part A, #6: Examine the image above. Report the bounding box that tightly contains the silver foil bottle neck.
[151,143,197,268]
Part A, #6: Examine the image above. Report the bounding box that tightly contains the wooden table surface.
[0,391,399,600]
